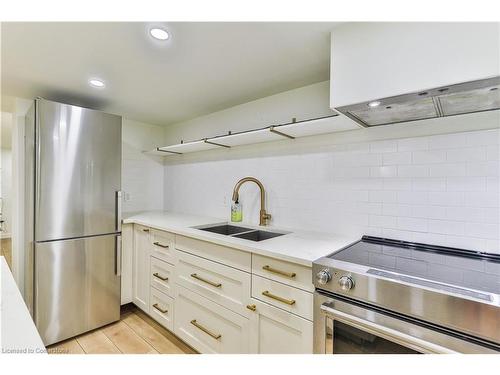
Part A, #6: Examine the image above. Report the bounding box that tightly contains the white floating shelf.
[147,114,360,156]
[274,114,358,137]
[158,140,223,154]
[211,127,287,147]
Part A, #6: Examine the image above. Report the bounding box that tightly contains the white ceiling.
[1,22,342,126]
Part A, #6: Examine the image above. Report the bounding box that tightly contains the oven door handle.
[320,302,456,354]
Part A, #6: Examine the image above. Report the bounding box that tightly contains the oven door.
[313,292,498,354]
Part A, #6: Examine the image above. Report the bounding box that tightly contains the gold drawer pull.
[190,273,222,288]
[262,290,296,305]
[142,228,150,232]
[262,265,296,278]
[153,272,168,281]
[153,241,169,249]
[152,303,168,314]
[246,304,257,312]
[190,319,221,340]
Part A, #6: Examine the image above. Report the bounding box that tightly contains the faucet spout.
[232,177,271,226]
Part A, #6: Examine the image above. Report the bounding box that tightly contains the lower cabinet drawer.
[252,275,313,320]
[150,256,175,297]
[175,250,251,316]
[149,287,174,331]
[150,229,175,264]
[174,285,250,354]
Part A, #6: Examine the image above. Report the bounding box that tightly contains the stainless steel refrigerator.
[24,98,122,346]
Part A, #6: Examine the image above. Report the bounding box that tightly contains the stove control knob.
[338,276,354,291]
[316,270,332,285]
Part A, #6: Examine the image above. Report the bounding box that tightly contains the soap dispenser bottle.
[231,200,242,222]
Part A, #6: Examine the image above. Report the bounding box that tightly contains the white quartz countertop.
[0,256,46,354]
[123,211,356,267]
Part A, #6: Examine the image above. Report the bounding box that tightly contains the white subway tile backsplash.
[398,165,430,178]
[465,223,499,239]
[369,215,398,229]
[429,192,465,206]
[465,129,500,146]
[370,166,398,178]
[466,161,499,177]
[429,163,467,177]
[383,152,412,165]
[397,137,429,151]
[383,178,412,191]
[412,150,447,164]
[370,140,398,153]
[428,133,467,149]
[465,192,499,207]
[412,178,446,191]
[428,219,466,236]
[165,128,500,254]
[446,147,487,162]
[446,177,487,192]
[398,191,429,205]
[398,217,428,232]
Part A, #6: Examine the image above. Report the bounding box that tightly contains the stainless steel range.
[313,236,500,354]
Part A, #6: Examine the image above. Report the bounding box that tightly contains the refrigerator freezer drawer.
[35,234,121,345]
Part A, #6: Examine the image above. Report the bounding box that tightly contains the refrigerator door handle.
[115,235,122,276]
[116,190,122,232]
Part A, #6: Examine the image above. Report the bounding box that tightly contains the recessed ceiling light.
[368,101,381,108]
[150,28,169,41]
[89,79,105,88]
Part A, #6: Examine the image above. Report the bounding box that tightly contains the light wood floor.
[0,237,12,270]
[47,305,197,354]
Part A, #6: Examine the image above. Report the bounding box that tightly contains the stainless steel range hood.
[335,76,500,127]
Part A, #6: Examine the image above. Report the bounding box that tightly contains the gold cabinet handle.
[153,272,168,281]
[152,303,168,314]
[262,290,296,305]
[153,241,169,248]
[190,273,222,288]
[262,265,296,278]
[246,304,257,312]
[142,228,150,232]
[190,319,221,340]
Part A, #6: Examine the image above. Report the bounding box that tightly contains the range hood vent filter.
[336,76,500,127]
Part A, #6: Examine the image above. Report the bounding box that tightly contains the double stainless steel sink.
[194,223,286,242]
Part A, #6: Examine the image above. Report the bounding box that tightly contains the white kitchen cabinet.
[120,223,133,305]
[252,274,314,321]
[248,298,313,354]
[150,228,175,265]
[174,285,251,354]
[150,287,175,331]
[132,224,151,312]
[175,249,251,317]
[330,22,500,108]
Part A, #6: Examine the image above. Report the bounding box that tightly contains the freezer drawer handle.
[262,265,296,278]
[262,290,296,305]
[153,272,169,281]
[190,319,222,340]
[153,241,169,249]
[190,273,222,288]
[152,303,168,314]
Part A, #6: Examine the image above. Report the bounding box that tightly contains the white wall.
[162,82,500,254]
[122,118,164,214]
[0,148,12,238]
[163,81,337,145]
